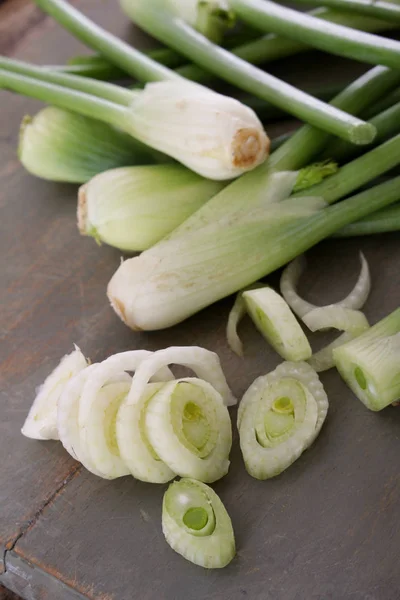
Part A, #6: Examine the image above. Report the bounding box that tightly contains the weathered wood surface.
[1,1,399,599]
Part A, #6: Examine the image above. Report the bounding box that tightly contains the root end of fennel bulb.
[77,165,225,252]
[126,81,270,180]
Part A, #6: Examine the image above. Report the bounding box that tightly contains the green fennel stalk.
[105,62,400,330]
[287,0,400,24]
[334,204,400,237]
[120,0,375,143]
[54,8,394,87]
[231,0,400,69]
[31,0,375,143]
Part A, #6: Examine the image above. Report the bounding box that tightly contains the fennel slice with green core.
[19,107,158,184]
[78,165,225,252]
[21,345,89,441]
[145,378,232,482]
[162,478,235,568]
[0,69,269,181]
[120,0,375,144]
[122,347,236,408]
[238,361,328,479]
[116,382,175,483]
[230,0,400,69]
[303,307,370,372]
[242,287,312,361]
[280,252,371,320]
[333,308,400,411]
[226,282,264,357]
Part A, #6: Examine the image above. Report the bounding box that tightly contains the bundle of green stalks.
[1,0,400,332]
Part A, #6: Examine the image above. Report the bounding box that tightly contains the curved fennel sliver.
[116,382,176,483]
[238,362,328,479]
[162,478,235,569]
[78,350,174,427]
[125,346,236,408]
[57,364,106,477]
[280,252,371,319]
[303,305,370,372]
[145,378,232,483]
[226,282,264,356]
[22,345,89,440]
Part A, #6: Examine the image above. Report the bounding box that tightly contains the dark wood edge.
[0,553,88,600]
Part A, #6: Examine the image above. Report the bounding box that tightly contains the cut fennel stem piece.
[78,165,225,251]
[19,107,158,184]
[145,378,232,483]
[303,306,369,372]
[122,347,236,408]
[243,286,312,361]
[333,308,400,410]
[162,478,235,568]
[21,346,89,440]
[238,361,328,479]
[280,252,371,319]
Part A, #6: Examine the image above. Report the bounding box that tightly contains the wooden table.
[1,2,399,599]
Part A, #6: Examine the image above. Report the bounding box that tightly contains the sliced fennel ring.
[333,308,400,411]
[116,382,176,483]
[303,305,370,372]
[82,380,133,479]
[22,345,89,440]
[242,286,312,361]
[238,361,328,479]
[162,478,235,568]
[145,377,232,483]
[124,346,236,408]
[57,364,107,477]
[280,252,371,319]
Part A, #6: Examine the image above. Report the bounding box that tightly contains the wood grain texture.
[0,584,20,600]
[0,1,399,599]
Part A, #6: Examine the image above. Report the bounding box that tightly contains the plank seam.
[2,463,82,575]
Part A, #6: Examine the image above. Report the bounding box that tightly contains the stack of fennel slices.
[22,340,331,568]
